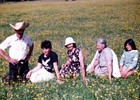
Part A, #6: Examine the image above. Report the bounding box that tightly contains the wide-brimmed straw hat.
[10,21,29,30]
[65,37,76,46]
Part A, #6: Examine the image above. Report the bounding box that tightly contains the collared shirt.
[96,47,113,67]
[120,50,139,69]
[0,34,33,61]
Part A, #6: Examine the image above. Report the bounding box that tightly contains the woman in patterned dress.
[60,37,89,82]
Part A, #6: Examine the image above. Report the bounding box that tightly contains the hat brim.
[65,42,76,47]
[10,22,29,30]
[10,24,16,29]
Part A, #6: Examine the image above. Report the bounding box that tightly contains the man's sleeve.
[0,37,10,50]
[26,35,33,47]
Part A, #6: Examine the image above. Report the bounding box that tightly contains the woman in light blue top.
[120,39,139,78]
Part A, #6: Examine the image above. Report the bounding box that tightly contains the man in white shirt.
[0,22,34,84]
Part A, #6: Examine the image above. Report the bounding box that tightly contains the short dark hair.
[124,39,137,51]
[41,40,52,49]
[73,43,77,48]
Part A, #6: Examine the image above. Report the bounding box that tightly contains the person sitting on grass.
[86,38,117,80]
[26,40,62,84]
[60,37,89,83]
[120,39,139,78]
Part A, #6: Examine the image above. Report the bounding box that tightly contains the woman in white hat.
[60,37,89,82]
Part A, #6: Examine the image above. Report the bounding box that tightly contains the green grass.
[0,0,140,99]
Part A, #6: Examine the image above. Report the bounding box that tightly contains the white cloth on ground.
[30,67,55,83]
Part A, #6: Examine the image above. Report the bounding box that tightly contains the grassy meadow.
[0,0,140,99]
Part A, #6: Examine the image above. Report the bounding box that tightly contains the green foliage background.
[0,0,140,99]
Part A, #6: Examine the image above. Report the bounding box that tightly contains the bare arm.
[0,49,10,61]
[53,62,61,79]
[26,63,42,78]
[65,57,70,65]
[53,62,63,84]
[30,63,42,73]
[25,43,34,62]
[62,57,70,68]
[0,48,18,65]
[91,59,99,72]
[107,61,112,80]
[79,50,89,82]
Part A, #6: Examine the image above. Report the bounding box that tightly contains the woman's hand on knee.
[26,71,32,78]
[57,79,63,84]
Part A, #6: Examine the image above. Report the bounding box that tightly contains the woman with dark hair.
[60,37,89,82]
[120,39,139,78]
[124,39,137,51]
[26,40,62,84]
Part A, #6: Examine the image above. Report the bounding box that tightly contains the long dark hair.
[124,39,137,51]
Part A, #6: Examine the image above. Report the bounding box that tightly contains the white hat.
[10,21,29,30]
[65,37,76,46]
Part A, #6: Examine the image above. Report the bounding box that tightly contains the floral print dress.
[60,48,81,78]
